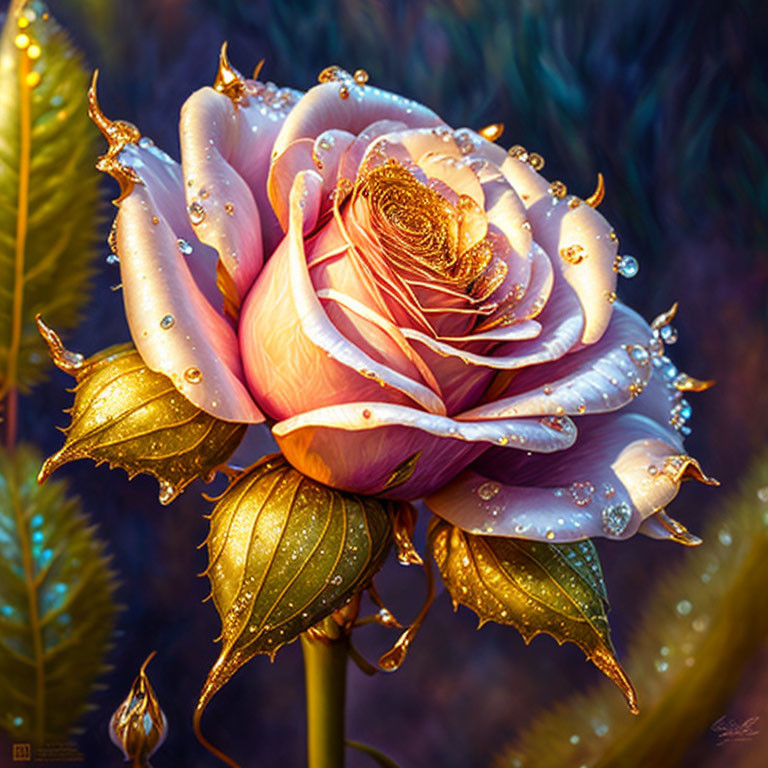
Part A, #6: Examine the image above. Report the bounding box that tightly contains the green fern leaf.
[0,443,119,745]
[0,0,101,395]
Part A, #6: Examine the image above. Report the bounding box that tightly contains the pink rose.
[109,60,713,543]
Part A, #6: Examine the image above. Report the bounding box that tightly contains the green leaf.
[0,1,102,394]
[430,519,637,713]
[37,320,247,505]
[0,443,119,744]
[196,455,393,719]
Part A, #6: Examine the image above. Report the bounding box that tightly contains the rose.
[110,60,713,543]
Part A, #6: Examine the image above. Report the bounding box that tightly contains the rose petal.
[468,136,618,344]
[240,172,447,419]
[119,142,221,310]
[461,303,652,419]
[270,81,443,162]
[268,130,357,230]
[272,400,577,499]
[417,152,485,205]
[526,190,618,344]
[179,84,299,298]
[401,247,582,371]
[115,176,264,423]
[425,412,712,541]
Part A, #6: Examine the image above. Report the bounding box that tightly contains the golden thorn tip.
[585,172,605,208]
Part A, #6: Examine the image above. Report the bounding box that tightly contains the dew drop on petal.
[477,481,501,501]
[177,238,193,255]
[616,254,639,278]
[184,366,202,384]
[660,324,678,344]
[188,201,206,225]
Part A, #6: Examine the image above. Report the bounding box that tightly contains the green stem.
[302,623,348,768]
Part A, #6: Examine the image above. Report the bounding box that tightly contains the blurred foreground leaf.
[0,443,118,744]
[38,321,247,505]
[431,520,637,713]
[0,0,101,395]
[196,455,393,727]
[498,454,768,768]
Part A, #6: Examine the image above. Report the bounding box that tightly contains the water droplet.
[188,200,206,225]
[559,244,586,264]
[330,574,343,586]
[660,325,678,344]
[569,734,580,745]
[177,238,193,255]
[601,502,632,536]
[616,255,639,278]
[661,359,678,381]
[158,481,176,504]
[545,530,555,540]
[569,481,595,507]
[655,659,669,673]
[184,367,202,384]
[676,599,692,616]
[477,481,501,501]
[159,314,175,330]
[549,180,567,199]
[628,344,650,367]
[224,202,235,215]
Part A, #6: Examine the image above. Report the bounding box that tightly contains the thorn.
[214,42,247,104]
[36,316,86,375]
[651,302,679,331]
[673,375,716,393]
[88,70,142,204]
[478,123,504,142]
[585,172,605,208]
[656,510,702,546]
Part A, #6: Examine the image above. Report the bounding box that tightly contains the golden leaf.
[430,519,638,713]
[37,319,247,505]
[195,455,393,741]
